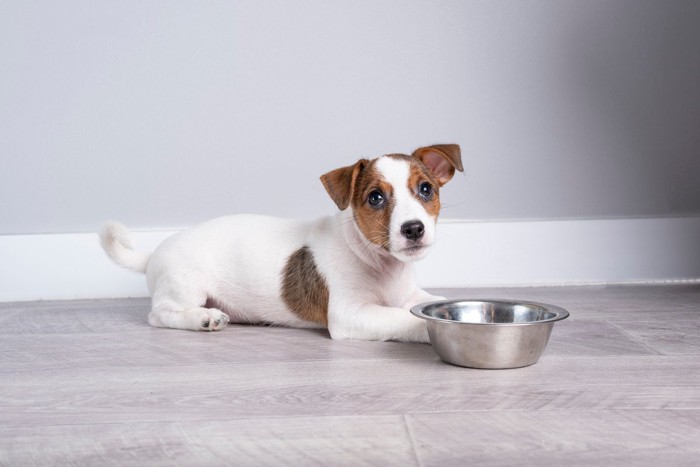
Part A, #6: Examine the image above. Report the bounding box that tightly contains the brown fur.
[350,159,394,251]
[412,144,463,186]
[281,246,329,325]
[319,160,368,210]
[408,158,442,219]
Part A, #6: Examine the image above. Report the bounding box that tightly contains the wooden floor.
[1,284,699,466]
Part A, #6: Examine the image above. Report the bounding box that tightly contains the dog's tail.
[99,221,151,273]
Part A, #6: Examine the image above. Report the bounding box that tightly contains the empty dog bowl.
[411,299,569,369]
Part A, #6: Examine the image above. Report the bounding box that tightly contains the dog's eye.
[367,190,385,208]
[419,182,434,200]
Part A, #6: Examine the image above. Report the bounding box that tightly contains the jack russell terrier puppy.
[100,144,463,343]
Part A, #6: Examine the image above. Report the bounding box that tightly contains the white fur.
[374,157,436,262]
[99,222,151,272]
[100,156,444,342]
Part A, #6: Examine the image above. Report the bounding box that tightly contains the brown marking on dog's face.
[408,157,441,219]
[350,159,394,251]
[281,246,329,326]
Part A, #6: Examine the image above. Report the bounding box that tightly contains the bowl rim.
[410,299,570,326]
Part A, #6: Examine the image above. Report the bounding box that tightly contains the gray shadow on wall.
[563,0,700,217]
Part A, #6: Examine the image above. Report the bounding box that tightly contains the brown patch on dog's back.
[281,246,329,326]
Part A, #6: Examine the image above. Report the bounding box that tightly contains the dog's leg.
[328,304,429,343]
[148,284,229,332]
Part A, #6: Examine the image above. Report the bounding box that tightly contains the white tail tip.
[99,221,151,273]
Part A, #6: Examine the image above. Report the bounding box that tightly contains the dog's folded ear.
[412,144,463,186]
[320,159,368,211]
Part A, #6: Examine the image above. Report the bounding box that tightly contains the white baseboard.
[415,216,700,288]
[1,216,699,302]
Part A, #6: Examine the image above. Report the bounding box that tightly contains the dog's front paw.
[415,322,431,344]
[195,308,229,331]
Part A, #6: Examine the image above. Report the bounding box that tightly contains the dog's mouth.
[401,244,426,255]
[394,242,431,261]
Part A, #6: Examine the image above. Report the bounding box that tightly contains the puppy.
[100,144,463,343]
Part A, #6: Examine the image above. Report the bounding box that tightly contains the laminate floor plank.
[0,415,418,467]
[0,327,435,372]
[405,409,700,467]
[0,303,151,334]
[3,355,700,428]
[0,297,149,312]
[0,317,654,373]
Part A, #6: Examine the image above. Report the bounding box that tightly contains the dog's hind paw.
[196,308,230,331]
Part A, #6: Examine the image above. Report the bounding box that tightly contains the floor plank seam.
[401,414,423,467]
[604,321,664,356]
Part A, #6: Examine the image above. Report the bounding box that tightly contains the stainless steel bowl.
[411,299,569,369]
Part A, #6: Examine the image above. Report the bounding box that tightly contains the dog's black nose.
[401,220,425,241]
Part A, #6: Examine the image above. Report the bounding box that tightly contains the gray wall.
[2,0,699,234]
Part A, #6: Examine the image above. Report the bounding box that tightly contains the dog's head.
[321,144,463,262]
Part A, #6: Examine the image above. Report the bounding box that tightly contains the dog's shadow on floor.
[226,321,332,339]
